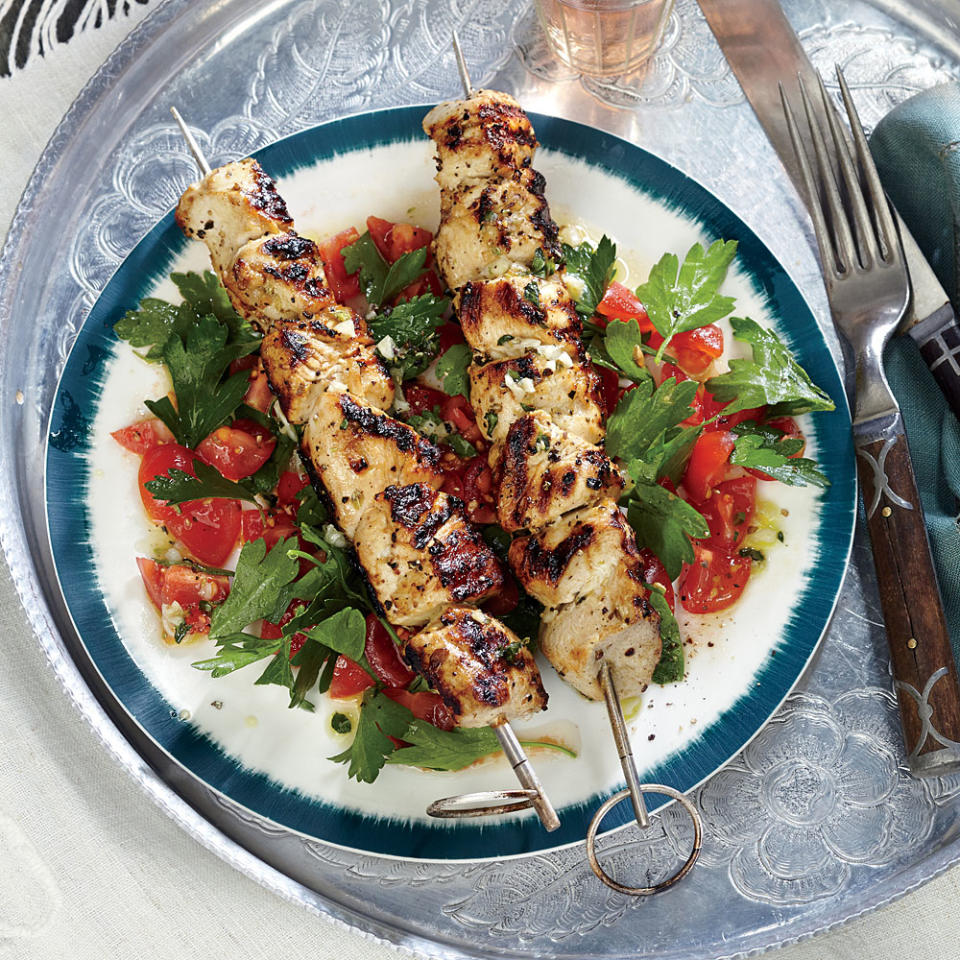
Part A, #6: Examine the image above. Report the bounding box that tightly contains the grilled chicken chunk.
[260,308,394,421]
[540,567,662,701]
[422,90,539,190]
[300,391,444,539]
[229,232,333,327]
[509,499,662,699]
[434,178,560,290]
[175,159,293,279]
[455,275,581,361]
[494,412,623,532]
[470,352,604,447]
[403,606,547,727]
[354,484,502,627]
[508,499,637,609]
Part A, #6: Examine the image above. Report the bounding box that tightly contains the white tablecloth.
[2,9,958,959]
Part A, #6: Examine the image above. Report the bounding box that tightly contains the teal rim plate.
[46,106,856,860]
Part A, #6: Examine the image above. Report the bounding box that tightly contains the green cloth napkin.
[870,84,960,654]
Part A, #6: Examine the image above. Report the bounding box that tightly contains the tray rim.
[2,0,959,956]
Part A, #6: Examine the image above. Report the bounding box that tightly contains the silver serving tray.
[3,0,960,956]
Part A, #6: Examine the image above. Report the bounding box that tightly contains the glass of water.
[534,0,676,77]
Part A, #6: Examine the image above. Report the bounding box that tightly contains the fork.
[781,67,960,777]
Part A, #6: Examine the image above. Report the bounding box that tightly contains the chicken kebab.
[171,139,559,829]
[422,90,664,703]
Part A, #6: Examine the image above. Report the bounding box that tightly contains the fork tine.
[798,76,858,273]
[816,73,879,269]
[780,83,838,278]
[836,66,898,263]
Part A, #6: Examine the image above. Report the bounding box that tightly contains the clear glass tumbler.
[534,0,676,77]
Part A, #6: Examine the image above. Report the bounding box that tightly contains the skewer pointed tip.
[170,105,212,177]
[451,30,474,99]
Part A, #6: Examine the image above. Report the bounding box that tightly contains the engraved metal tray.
[3,0,960,956]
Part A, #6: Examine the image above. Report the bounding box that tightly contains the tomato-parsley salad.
[111,218,833,784]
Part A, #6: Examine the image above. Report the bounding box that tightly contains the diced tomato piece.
[136,557,229,623]
[437,322,466,353]
[329,655,376,699]
[261,598,310,657]
[366,216,433,263]
[160,564,230,608]
[671,324,724,375]
[166,499,242,568]
[594,363,621,417]
[440,393,483,446]
[196,418,276,481]
[441,455,496,523]
[240,510,298,552]
[318,227,361,302]
[638,548,675,613]
[137,558,165,609]
[682,430,736,502]
[698,389,765,432]
[277,470,309,508]
[660,361,688,384]
[394,271,444,303]
[404,383,448,416]
[694,475,757,548]
[679,544,752,614]
[596,282,653,329]
[364,614,415,687]
[766,416,805,456]
[112,418,175,455]
[482,574,520,617]
[382,687,455,731]
[244,366,274,414]
[138,443,197,524]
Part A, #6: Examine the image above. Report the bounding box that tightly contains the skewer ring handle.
[586,785,702,896]
[427,789,538,819]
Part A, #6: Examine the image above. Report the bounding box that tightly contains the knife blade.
[697,0,960,421]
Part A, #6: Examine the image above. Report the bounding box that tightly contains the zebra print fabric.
[0,0,150,77]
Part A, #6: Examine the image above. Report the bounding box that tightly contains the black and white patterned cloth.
[0,0,150,76]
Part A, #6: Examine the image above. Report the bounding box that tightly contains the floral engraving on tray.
[699,690,935,906]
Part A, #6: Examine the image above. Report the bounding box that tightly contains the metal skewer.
[443,34,701,884]
[169,102,560,834]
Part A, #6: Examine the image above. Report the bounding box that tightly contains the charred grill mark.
[514,524,597,586]
[430,526,502,598]
[250,167,293,223]
[280,327,308,365]
[338,394,441,466]
[261,233,317,260]
[384,483,437,529]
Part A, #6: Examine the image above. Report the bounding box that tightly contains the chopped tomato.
[329,655,376,699]
[596,282,653,329]
[277,470,309,508]
[240,510,298,551]
[443,454,496,521]
[697,389,765,432]
[437,322,466,353]
[383,687,455,731]
[243,366,274,413]
[440,394,483,446]
[766,416,805,456]
[136,558,229,619]
[482,574,520,617]
[167,499,242,568]
[364,614,415,687]
[196,419,276,481]
[594,363,622,417]
[638,548,675,613]
[679,544,752,614]
[112,417,174,455]
[671,324,724,375]
[659,360,689,384]
[318,227,361,301]
[395,271,444,302]
[138,443,197,524]
[366,216,433,263]
[694,475,757,548]
[404,383,448,416]
[682,430,736,502]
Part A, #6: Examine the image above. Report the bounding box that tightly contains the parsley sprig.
[341,233,429,306]
[561,235,617,318]
[369,294,449,380]
[706,317,836,416]
[730,422,829,488]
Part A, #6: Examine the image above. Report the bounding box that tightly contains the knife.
[696,0,960,422]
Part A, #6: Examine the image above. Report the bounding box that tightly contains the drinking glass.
[534,0,676,77]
